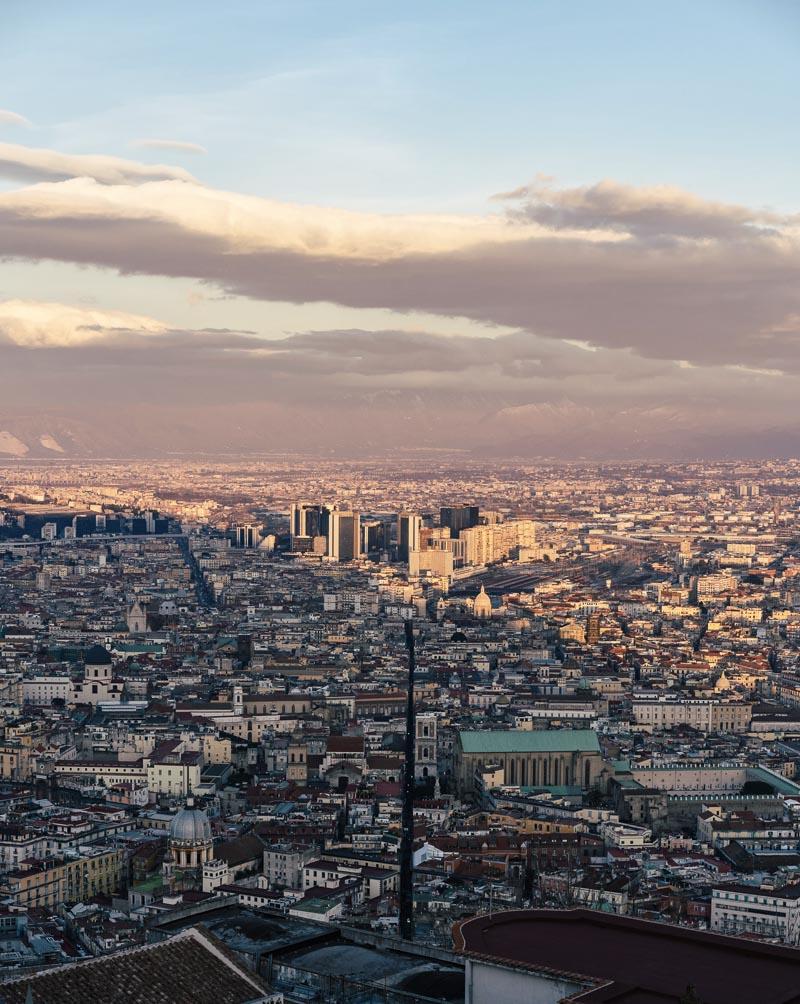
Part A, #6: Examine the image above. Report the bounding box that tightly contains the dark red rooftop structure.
[454,907,800,1004]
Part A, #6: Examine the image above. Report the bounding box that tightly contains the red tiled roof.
[1,925,274,1004]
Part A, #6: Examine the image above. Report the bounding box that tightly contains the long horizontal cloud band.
[0,299,797,458]
[0,142,798,370]
[0,300,791,397]
[2,209,797,370]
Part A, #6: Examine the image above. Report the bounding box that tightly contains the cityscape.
[2,1,799,1002]
[0,456,800,1000]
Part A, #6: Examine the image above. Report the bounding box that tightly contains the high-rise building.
[328,511,361,562]
[737,482,760,498]
[362,519,388,555]
[290,503,333,550]
[409,547,454,579]
[398,512,422,561]
[440,504,480,537]
[459,518,535,566]
[290,503,312,546]
[235,524,259,548]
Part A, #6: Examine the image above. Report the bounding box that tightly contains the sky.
[0,0,799,458]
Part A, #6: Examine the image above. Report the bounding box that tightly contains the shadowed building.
[327,510,361,561]
[397,511,422,562]
[440,505,479,536]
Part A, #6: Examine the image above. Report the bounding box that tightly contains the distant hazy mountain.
[0,399,796,460]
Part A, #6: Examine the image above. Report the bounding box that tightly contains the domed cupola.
[84,644,112,666]
[474,584,492,619]
[163,797,213,892]
[169,798,212,843]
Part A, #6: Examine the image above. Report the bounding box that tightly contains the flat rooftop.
[455,908,800,1004]
[283,941,463,999]
[151,905,328,956]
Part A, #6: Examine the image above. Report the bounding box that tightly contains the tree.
[585,785,604,807]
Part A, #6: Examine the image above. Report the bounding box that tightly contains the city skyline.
[2,1,800,458]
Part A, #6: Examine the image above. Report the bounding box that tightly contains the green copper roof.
[458,729,600,755]
[519,785,583,796]
[746,766,800,796]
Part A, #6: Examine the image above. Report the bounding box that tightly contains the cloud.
[0,109,31,128]
[0,299,167,346]
[0,298,783,395]
[2,298,799,457]
[0,146,798,377]
[494,177,791,241]
[132,138,208,155]
[0,299,676,388]
[0,142,198,185]
[0,153,617,256]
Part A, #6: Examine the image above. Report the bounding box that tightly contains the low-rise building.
[711,883,800,943]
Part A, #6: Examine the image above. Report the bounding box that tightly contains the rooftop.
[0,925,274,1004]
[455,908,800,1004]
[458,729,601,755]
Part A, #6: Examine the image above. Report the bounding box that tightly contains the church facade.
[73,644,124,706]
[455,729,604,799]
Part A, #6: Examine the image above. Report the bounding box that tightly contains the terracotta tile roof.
[1,925,275,1004]
[326,735,364,753]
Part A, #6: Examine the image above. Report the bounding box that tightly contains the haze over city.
[2,1,799,458]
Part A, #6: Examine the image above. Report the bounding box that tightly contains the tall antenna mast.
[399,617,416,940]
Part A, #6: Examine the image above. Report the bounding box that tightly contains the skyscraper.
[440,504,480,537]
[328,511,361,561]
[290,503,332,549]
[362,518,389,556]
[290,503,313,545]
[235,524,258,548]
[398,512,422,562]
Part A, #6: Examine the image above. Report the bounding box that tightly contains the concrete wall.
[465,958,587,1004]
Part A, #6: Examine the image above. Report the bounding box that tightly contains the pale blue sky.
[2,0,798,211]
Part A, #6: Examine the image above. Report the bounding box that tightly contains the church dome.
[169,800,211,843]
[84,644,112,665]
[474,585,492,617]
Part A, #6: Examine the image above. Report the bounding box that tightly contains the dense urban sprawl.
[2,458,800,1000]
